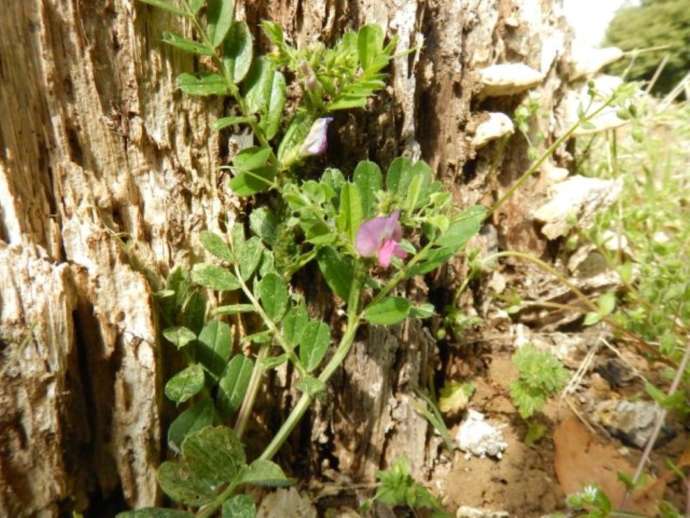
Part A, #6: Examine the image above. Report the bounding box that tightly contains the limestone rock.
[456,410,507,459]
[532,175,623,239]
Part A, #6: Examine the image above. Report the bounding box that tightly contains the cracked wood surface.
[0,0,571,514]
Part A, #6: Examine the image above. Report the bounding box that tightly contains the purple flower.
[356,211,408,268]
[301,117,333,156]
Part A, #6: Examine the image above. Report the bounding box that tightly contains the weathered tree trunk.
[0,0,572,515]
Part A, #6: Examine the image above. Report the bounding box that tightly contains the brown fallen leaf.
[553,416,665,515]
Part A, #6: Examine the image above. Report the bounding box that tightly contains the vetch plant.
[126,2,635,516]
[126,1,484,516]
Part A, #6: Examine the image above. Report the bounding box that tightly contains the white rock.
[472,113,515,148]
[456,409,507,459]
[570,47,624,81]
[479,63,545,97]
[601,229,631,255]
[532,175,623,239]
[653,231,670,244]
[457,506,510,518]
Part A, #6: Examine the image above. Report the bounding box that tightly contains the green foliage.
[577,91,690,417]
[566,485,612,518]
[370,457,449,516]
[606,0,690,95]
[509,344,568,419]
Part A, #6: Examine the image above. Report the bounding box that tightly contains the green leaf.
[337,182,363,245]
[353,160,383,218]
[243,58,275,114]
[260,20,284,47]
[207,0,235,48]
[257,273,289,321]
[165,266,191,310]
[182,426,246,483]
[192,263,241,291]
[157,460,216,506]
[167,398,217,454]
[162,32,213,55]
[117,508,194,518]
[233,145,273,171]
[404,161,432,212]
[296,376,326,397]
[214,303,255,315]
[316,247,353,300]
[249,207,279,245]
[198,320,233,379]
[223,494,256,518]
[229,146,277,196]
[176,73,228,96]
[282,305,309,347]
[583,312,602,326]
[321,168,345,198]
[409,303,435,319]
[213,116,255,131]
[137,0,187,16]
[238,459,291,487]
[260,71,286,140]
[200,231,233,261]
[358,24,385,70]
[218,355,254,415]
[300,320,330,372]
[386,158,432,211]
[182,290,207,334]
[163,326,197,349]
[237,237,264,280]
[386,156,408,193]
[364,297,411,325]
[435,205,486,250]
[165,363,205,403]
[598,292,616,316]
[260,353,288,370]
[223,21,253,83]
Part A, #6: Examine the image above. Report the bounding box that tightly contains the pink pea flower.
[356,211,408,268]
[301,117,334,156]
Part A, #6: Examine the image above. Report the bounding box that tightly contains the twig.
[625,339,690,502]
[645,54,669,95]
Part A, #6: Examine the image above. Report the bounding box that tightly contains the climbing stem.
[234,345,269,438]
[489,94,616,217]
[179,0,270,149]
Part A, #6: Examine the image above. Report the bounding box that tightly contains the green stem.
[196,481,238,518]
[232,263,306,378]
[179,0,270,149]
[482,251,660,357]
[257,242,434,462]
[258,313,361,461]
[489,96,615,217]
[234,345,269,438]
